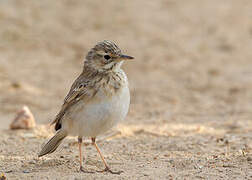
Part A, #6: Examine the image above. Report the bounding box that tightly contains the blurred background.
[1,0,252,179]
[1,0,252,135]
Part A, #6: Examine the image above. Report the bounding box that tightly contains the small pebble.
[247,157,252,161]
[198,165,203,169]
[11,82,21,89]
[10,106,36,130]
[28,160,36,164]
[0,173,6,180]
[168,160,174,164]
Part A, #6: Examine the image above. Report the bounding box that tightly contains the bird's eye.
[104,55,111,60]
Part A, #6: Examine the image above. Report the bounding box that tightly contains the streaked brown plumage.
[38,40,133,174]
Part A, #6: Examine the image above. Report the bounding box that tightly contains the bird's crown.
[84,40,133,72]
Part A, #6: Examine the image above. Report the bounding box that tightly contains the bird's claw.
[80,166,95,173]
[97,167,123,175]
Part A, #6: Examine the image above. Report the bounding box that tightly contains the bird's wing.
[51,75,93,130]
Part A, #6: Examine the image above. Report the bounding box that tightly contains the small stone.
[11,82,21,89]
[168,160,174,164]
[10,106,36,130]
[247,157,252,161]
[28,160,36,164]
[0,173,6,180]
[198,165,203,169]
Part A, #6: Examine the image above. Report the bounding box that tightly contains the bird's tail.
[38,129,67,157]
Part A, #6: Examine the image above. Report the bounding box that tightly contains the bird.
[38,40,133,174]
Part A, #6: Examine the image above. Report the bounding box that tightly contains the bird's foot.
[97,167,123,175]
[80,166,95,173]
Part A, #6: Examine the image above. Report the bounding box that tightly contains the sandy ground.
[1,0,252,179]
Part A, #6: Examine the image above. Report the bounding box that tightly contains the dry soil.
[1,0,252,179]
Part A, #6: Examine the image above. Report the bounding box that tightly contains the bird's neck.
[81,63,128,89]
[83,61,124,75]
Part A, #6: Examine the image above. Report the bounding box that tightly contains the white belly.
[62,85,130,137]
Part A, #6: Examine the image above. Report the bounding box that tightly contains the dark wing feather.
[51,74,90,130]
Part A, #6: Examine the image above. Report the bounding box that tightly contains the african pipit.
[38,40,133,174]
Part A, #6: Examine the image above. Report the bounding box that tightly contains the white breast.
[63,77,130,137]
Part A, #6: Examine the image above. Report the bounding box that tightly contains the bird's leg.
[78,137,83,170]
[78,137,94,173]
[91,137,123,175]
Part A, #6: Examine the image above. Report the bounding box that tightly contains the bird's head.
[85,40,134,72]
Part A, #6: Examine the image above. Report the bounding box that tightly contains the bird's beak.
[119,54,134,61]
